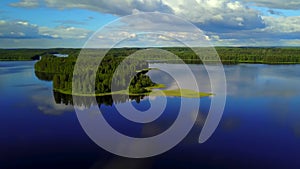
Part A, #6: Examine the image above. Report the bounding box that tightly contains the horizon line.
[1,46,300,50]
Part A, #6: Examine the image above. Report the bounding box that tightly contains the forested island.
[35,54,158,95]
[34,54,210,98]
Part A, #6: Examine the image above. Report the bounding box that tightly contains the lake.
[1,61,300,169]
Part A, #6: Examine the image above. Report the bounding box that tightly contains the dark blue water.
[1,61,300,169]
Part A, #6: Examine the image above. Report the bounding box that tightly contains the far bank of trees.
[216,47,300,64]
[2,47,300,64]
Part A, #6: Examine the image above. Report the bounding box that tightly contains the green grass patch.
[151,89,212,98]
[145,83,166,90]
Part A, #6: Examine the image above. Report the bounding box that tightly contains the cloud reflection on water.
[32,91,74,115]
[149,63,300,98]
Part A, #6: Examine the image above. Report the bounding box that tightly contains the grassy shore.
[151,89,212,98]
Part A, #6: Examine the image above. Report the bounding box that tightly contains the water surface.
[1,61,300,169]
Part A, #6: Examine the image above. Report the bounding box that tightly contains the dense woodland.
[35,54,156,95]
[1,47,300,64]
[0,48,80,61]
[217,47,300,64]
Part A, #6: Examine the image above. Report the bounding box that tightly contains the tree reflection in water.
[53,91,145,108]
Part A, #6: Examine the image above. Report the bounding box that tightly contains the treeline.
[0,48,136,61]
[157,47,300,64]
[0,49,44,60]
[216,47,300,64]
[0,48,80,61]
[2,47,300,64]
[35,54,156,95]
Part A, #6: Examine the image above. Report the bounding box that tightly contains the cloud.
[10,0,39,8]
[241,0,300,10]
[163,0,265,32]
[0,20,93,48]
[267,9,283,16]
[6,0,300,47]
[54,20,87,26]
[0,20,92,39]
[262,16,300,33]
[0,20,40,39]
[39,26,92,39]
[203,15,300,46]
[10,0,265,33]
[84,13,215,48]
[43,0,173,15]
[88,16,95,20]
[88,12,300,47]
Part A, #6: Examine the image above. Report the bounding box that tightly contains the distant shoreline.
[1,47,300,64]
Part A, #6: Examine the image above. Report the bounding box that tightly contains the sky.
[0,0,300,48]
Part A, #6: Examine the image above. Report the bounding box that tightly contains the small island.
[34,53,211,98]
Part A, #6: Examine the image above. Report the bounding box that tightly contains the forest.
[0,48,80,61]
[1,47,300,64]
[35,54,157,95]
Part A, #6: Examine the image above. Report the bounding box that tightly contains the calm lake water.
[1,61,300,169]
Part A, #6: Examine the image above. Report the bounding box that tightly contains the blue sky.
[0,0,300,48]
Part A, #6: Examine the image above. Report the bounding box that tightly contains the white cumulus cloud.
[241,0,300,10]
[6,0,300,47]
[39,26,92,39]
[0,20,39,39]
[10,0,39,8]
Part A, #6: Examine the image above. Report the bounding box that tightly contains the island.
[34,53,210,98]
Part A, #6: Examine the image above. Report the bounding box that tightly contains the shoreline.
[54,86,212,98]
[2,59,300,65]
